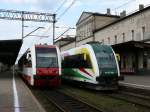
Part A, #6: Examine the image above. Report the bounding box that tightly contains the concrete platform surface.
[0,71,45,112]
[119,74,150,90]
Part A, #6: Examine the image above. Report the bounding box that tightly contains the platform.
[119,74,150,90]
[0,71,45,112]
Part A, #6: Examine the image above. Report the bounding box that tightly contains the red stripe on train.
[79,68,93,77]
[36,68,60,76]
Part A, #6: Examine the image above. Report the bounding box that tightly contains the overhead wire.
[112,0,136,14]
[32,0,68,44]
[57,0,77,20]
[37,0,77,43]
[55,0,68,13]
[26,0,135,45]
[40,0,68,33]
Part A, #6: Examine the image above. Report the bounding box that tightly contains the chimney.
[107,8,111,15]
[139,4,144,10]
[120,10,126,18]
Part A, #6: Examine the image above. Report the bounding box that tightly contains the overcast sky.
[0,0,150,59]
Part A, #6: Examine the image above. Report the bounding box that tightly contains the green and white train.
[61,42,123,90]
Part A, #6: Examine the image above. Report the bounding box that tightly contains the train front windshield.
[36,47,58,68]
[92,45,117,69]
[95,51,116,68]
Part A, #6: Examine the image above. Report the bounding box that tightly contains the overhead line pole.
[22,11,24,40]
[53,14,56,44]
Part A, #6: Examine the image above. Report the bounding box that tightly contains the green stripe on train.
[62,68,91,80]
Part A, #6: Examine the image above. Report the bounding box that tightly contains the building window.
[115,35,117,44]
[122,33,125,42]
[131,30,134,40]
[142,26,145,40]
[108,37,110,44]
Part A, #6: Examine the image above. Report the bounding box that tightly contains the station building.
[55,4,150,75]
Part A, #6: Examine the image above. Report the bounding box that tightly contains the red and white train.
[18,44,61,87]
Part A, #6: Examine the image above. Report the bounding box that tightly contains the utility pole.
[53,14,56,45]
[22,11,24,40]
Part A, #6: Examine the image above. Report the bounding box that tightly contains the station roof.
[112,41,150,52]
[0,39,22,65]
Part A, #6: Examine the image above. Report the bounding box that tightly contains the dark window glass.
[95,47,117,68]
[36,48,58,68]
[62,54,92,68]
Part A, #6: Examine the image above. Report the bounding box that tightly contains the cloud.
[35,0,61,12]
[137,0,150,5]
[0,0,19,4]
[0,0,37,4]
[112,0,150,14]
[0,0,61,12]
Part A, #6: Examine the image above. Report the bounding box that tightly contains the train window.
[36,48,58,68]
[95,50,116,68]
[62,54,92,68]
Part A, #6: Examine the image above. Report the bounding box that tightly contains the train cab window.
[62,54,92,68]
[95,48,117,68]
[36,48,58,68]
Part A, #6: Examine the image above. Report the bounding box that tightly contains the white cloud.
[113,0,150,15]
[0,0,37,4]
[137,0,150,5]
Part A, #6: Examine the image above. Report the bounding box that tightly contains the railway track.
[30,84,150,112]
[102,89,150,109]
[35,89,103,112]
[58,85,150,111]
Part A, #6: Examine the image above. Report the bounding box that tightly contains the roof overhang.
[0,39,22,65]
[112,41,150,52]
